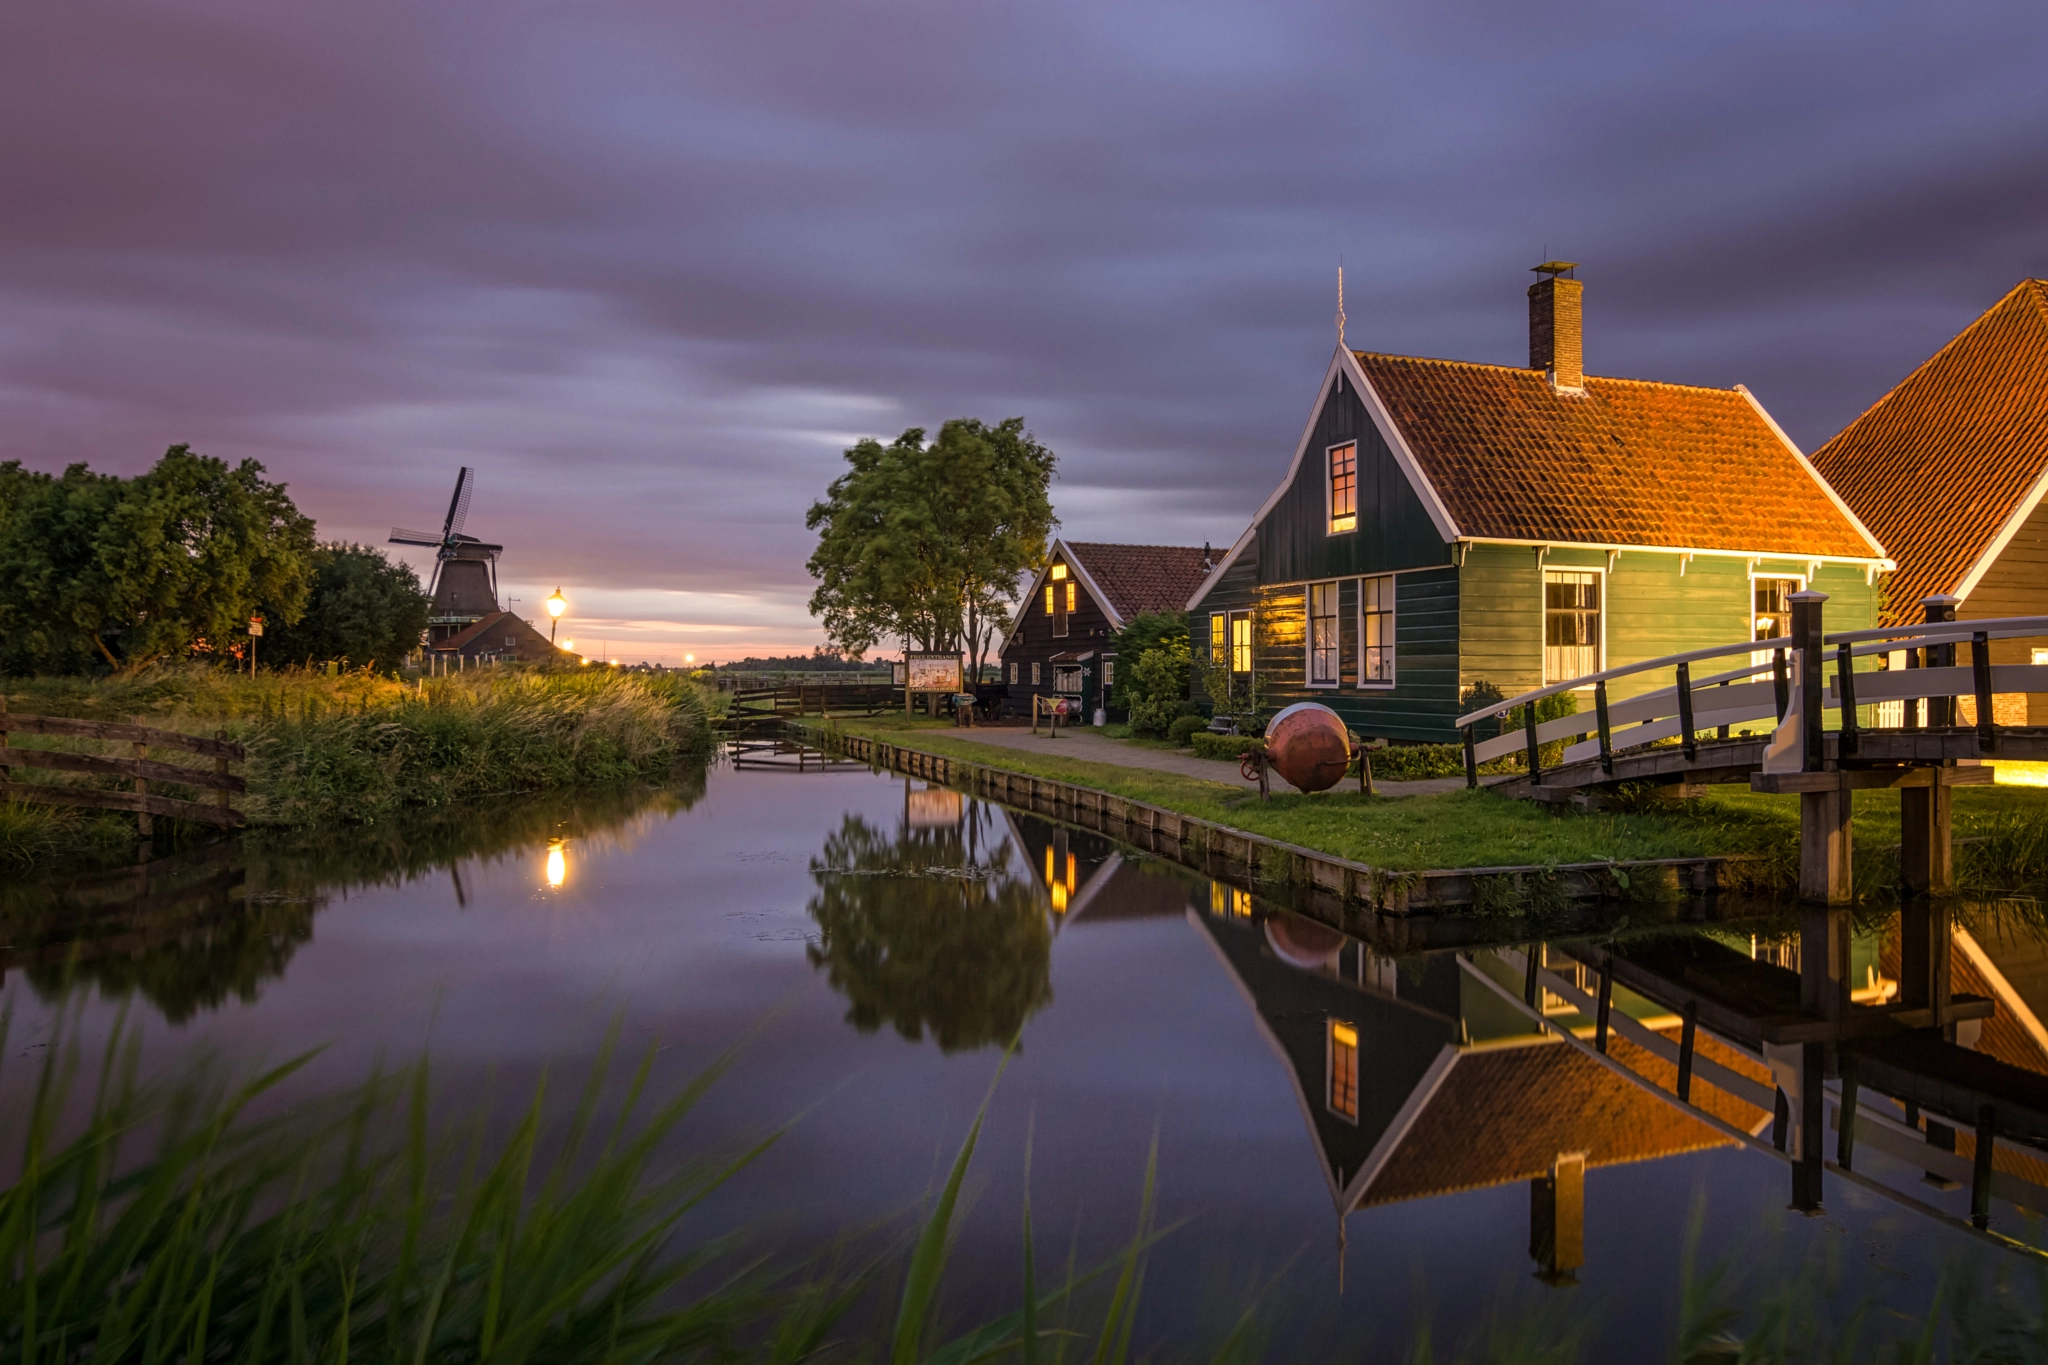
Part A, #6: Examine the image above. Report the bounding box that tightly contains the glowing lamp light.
[545,838,567,889]
[546,588,568,619]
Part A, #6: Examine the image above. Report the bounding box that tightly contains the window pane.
[1210,614,1226,659]
[1543,571,1601,683]
[1329,444,1357,531]
[1045,585,1055,615]
[1360,574,1394,683]
[1328,1019,1359,1120]
[1309,582,1339,684]
[1231,617,1252,674]
[1753,577,1798,641]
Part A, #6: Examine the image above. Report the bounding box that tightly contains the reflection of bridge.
[1458,594,2048,903]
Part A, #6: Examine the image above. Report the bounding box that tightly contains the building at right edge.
[1186,264,1892,743]
[1810,278,2048,725]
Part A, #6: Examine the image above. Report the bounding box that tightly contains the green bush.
[1123,639,1192,737]
[1168,714,1207,746]
[1368,744,1468,780]
[1191,732,1261,761]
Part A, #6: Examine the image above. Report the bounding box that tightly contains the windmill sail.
[443,467,475,540]
[389,466,502,641]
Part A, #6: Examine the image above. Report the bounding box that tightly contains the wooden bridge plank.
[2,745,247,793]
[1,780,245,828]
[0,714,243,760]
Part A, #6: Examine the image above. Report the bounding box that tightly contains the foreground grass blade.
[891,1051,1013,1365]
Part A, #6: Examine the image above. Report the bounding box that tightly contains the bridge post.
[1902,596,1961,892]
[1792,593,1851,904]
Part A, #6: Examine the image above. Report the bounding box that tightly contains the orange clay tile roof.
[1353,352,1883,560]
[1357,1040,1733,1208]
[1810,280,2048,624]
[1065,542,1216,621]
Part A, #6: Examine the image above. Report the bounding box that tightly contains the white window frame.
[1326,441,1358,536]
[1747,569,1806,670]
[1357,573,1396,689]
[1306,580,1341,687]
[1230,612,1253,677]
[1541,565,1607,688]
[1031,662,1041,685]
[1102,657,1115,688]
[1209,612,1227,665]
[1009,662,1018,684]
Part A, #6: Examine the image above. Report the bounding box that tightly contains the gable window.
[1308,581,1340,685]
[1359,573,1395,686]
[1231,614,1252,675]
[1327,442,1357,534]
[1327,1019,1359,1122]
[1544,570,1602,684]
[1049,562,1071,638]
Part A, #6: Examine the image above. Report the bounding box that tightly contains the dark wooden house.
[1811,278,2048,725]
[999,539,1217,722]
[1187,264,1892,742]
[431,611,564,665]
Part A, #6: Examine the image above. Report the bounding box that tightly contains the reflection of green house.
[1185,265,1891,740]
[1190,906,1731,1266]
[999,809,1193,924]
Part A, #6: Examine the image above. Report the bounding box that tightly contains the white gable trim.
[1339,1043,1462,1214]
[1734,385,1890,562]
[1953,459,2048,602]
[998,538,1122,657]
[1185,347,1460,612]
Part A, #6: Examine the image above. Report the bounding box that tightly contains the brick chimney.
[1528,262,1583,391]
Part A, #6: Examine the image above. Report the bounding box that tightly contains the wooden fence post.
[132,714,152,839]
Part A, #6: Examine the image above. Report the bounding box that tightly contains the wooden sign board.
[904,653,963,693]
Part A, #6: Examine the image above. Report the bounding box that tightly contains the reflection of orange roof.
[1358,1040,1733,1208]
[1811,280,2048,623]
[1354,352,1882,559]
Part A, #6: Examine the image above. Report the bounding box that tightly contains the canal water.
[0,747,2035,1355]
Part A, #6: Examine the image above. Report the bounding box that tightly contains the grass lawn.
[819,716,1786,873]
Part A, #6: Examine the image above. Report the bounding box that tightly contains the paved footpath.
[923,724,1467,798]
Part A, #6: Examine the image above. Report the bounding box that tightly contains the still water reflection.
[2,751,2040,1352]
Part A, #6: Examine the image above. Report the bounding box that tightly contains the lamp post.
[546,588,567,646]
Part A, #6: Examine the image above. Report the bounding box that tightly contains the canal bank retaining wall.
[788,723,1772,916]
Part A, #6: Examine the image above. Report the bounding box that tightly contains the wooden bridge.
[0,705,246,832]
[1457,593,2048,903]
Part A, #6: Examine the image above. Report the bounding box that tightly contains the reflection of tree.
[807,812,1053,1052]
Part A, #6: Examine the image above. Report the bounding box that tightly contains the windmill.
[390,467,506,645]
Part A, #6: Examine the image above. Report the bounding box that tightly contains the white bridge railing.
[1454,594,2048,788]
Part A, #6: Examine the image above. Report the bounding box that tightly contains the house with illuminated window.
[1000,539,1217,722]
[1185,264,1893,741]
[1810,278,2048,725]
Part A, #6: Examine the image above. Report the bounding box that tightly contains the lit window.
[1543,571,1601,684]
[1103,658,1115,686]
[1209,883,1251,917]
[1328,1019,1359,1121]
[2035,649,2048,667]
[1045,585,1055,615]
[1065,581,1077,613]
[1360,574,1394,685]
[1009,662,1018,684]
[1231,615,1252,675]
[1308,582,1340,684]
[1051,563,1067,580]
[1328,443,1357,534]
[1753,578,1799,642]
[1210,613,1226,662]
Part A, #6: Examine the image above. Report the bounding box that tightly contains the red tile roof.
[1064,542,1216,621]
[1354,352,1883,559]
[1810,280,2048,624]
[1358,1039,1734,1208]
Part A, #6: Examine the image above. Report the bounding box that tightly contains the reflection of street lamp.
[545,837,567,889]
[546,588,567,647]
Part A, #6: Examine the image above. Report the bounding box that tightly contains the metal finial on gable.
[1336,263,1346,349]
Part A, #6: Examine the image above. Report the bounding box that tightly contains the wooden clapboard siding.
[1961,496,2048,722]
[1457,543,1542,699]
[1257,378,1451,584]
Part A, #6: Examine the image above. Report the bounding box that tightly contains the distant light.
[545,838,567,889]
[560,639,574,651]
[685,653,695,664]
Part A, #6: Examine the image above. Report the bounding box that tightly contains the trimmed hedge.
[1167,715,1208,747]
[1190,732,1261,761]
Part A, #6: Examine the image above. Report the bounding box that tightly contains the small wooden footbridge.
[1457,593,2048,903]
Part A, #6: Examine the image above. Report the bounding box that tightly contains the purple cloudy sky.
[3,1,2044,662]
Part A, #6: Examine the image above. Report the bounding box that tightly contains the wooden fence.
[0,706,246,831]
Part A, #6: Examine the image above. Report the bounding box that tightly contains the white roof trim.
[1953,458,2048,602]
[1186,347,1460,612]
[1734,384,1891,563]
[997,538,1123,656]
[1339,1042,1462,1214]
[1458,535,1889,568]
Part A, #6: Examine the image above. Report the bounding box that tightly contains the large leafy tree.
[805,417,1056,677]
[260,543,432,673]
[0,445,316,673]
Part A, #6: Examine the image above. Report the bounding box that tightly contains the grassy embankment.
[1,664,718,868]
[822,715,2048,894]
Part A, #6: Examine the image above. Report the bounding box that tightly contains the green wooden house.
[1186,264,1893,741]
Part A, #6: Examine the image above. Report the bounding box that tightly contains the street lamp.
[546,588,567,647]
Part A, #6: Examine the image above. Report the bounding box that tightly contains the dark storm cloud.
[2,0,2044,655]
